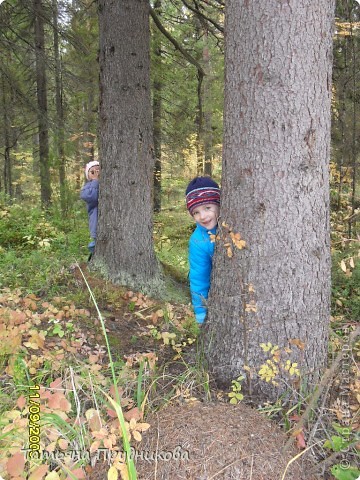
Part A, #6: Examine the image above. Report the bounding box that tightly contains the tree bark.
[1,74,12,198]
[96,0,162,294]
[34,0,52,208]
[52,0,66,211]
[152,0,162,214]
[195,71,204,175]
[203,32,213,177]
[205,0,335,401]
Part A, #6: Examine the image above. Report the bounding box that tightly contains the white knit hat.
[85,160,100,180]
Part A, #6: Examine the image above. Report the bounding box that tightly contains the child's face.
[191,203,219,230]
[88,166,100,180]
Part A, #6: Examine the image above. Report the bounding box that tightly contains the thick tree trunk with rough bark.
[205,0,335,400]
[96,0,162,294]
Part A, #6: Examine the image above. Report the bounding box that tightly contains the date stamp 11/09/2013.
[27,385,41,459]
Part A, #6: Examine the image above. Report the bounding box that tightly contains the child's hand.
[88,167,100,180]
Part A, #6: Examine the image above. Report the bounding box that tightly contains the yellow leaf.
[133,430,142,442]
[340,260,347,273]
[117,463,129,480]
[349,257,355,269]
[137,422,151,432]
[260,342,272,352]
[58,439,68,450]
[107,466,118,480]
[227,247,233,258]
[45,471,61,480]
[90,440,101,453]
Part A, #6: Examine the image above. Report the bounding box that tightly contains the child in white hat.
[80,160,100,258]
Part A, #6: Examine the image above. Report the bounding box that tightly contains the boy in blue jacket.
[80,160,100,257]
[186,176,220,324]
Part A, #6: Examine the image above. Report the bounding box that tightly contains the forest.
[0,0,359,479]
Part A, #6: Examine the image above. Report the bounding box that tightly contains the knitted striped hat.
[185,176,220,214]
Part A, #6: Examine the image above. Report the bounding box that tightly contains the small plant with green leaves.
[323,423,360,480]
[330,464,360,480]
[228,375,245,404]
[49,319,65,338]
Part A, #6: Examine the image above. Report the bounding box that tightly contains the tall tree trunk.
[1,74,12,198]
[196,71,204,175]
[152,0,162,213]
[52,0,66,211]
[349,20,358,238]
[203,32,213,177]
[96,0,162,294]
[34,0,51,207]
[205,0,335,401]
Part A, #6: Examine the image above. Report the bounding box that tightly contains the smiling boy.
[186,176,221,324]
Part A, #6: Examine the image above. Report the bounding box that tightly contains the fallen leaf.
[108,466,118,480]
[28,464,49,480]
[295,430,306,449]
[49,378,62,390]
[45,471,61,480]
[124,407,142,422]
[16,395,27,410]
[68,468,85,479]
[289,338,306,350]
[6,452,25,477]
[58,439,68,450]
[132,430,142,442]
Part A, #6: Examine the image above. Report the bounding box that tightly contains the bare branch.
[181,0,224,33]
[149,5,205,77]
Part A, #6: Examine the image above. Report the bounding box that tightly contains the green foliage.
[0,203,90,296]
[324,435,351,452]
[330,464,360,480]
[154,205,193,285]
[0,204,60,250]
[228,376,244,404]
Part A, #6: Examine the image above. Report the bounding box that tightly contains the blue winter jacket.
[189,223,217,323]
[80,179,99,239]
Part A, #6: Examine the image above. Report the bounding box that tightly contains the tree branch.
[181,0,224,33]
[149,5,205,77]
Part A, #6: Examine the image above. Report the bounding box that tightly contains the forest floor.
[71,264,314,480]
[53,265,360,478]
[0,260,358,480]
[74,265,323,480]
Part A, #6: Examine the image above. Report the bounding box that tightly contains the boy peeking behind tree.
[186,176,220,324]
